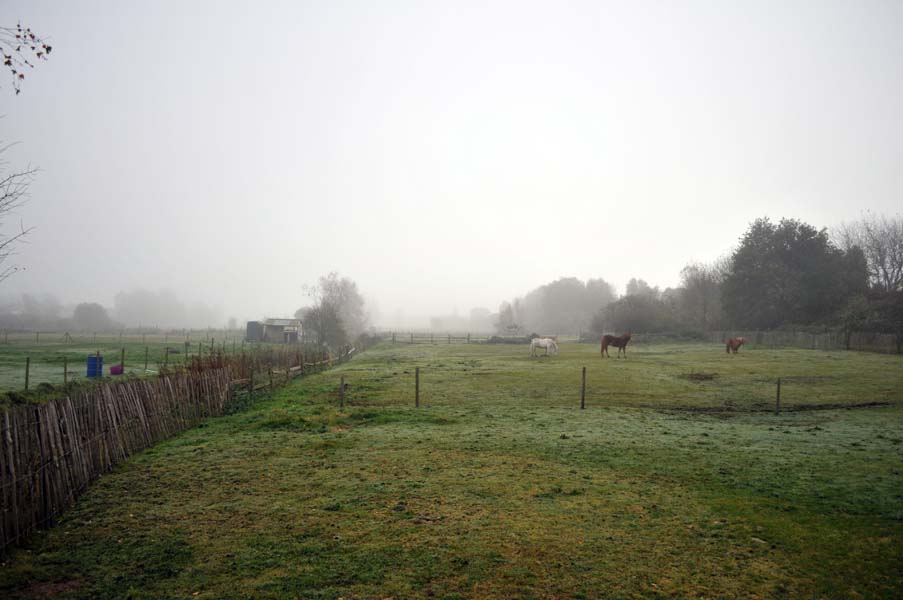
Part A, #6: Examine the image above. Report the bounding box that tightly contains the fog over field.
[1,1,901,328]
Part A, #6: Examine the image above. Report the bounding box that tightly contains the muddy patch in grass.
[681,372,718,382]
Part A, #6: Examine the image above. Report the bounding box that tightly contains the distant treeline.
[0,289,226,331]
[495,215,903,347]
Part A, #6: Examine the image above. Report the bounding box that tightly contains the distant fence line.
[0,345,356,554]
[0,329,246,345]
[377,332,583,345]
[382,332,493,344]
[708,330,900,354]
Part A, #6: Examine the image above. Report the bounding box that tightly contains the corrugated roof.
[264,318,301,327]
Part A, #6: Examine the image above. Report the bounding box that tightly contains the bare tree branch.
[0,23,52,94]
[0,144,36,283]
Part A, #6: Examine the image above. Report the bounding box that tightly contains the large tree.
[295,272,367,347]
[677,259,728,330]
[298,301,347,349]
[834,214,903,292]
[72,302,115,332]
[722,218,868,328]
[592,294,676,333]
[625,278,660,300]
[512,277,617,334]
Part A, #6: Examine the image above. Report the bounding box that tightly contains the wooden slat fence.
[0,345,356,554]
[709,330,900,354]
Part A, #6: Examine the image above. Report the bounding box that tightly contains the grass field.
[1,341,902,598]
[0,332,247,392]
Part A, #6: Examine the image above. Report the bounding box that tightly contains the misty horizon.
[1,1,901,329]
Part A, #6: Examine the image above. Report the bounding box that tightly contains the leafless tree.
[296,272,368,347]
[1,22,52,95]
[0,144,36,283]
[678,258,729,330]
[835,214,903,292]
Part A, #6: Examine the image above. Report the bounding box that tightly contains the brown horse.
[601,332,631,358]
[726,337,745,354]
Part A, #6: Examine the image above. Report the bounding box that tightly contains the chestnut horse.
[726,337,745,354]
[600,332,631,358]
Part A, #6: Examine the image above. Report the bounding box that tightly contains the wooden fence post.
[63,356,68,388]
[164,347,169,367]
[120,348,125,372]
[775,378,781,415]
[415,367,420,408]
[144,346,149,371]
[467,333,470,344]
[340,375,345,409]
[25,357,30,390]
[268,367,273,391]
[581,366,586,410]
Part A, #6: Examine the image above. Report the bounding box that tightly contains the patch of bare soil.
[22,579,82,599]
[681,372,718,381]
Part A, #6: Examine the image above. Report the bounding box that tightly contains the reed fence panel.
[0,345,353,554]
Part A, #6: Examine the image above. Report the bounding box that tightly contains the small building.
[246,318,302,343]
[245,321,264,342]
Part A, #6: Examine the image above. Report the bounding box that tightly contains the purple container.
[110,365,124,375]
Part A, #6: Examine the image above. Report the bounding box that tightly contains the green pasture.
[1,341,901,598]
[0,332,248,392]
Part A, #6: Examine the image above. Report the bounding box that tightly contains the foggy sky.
[1,0,901,327]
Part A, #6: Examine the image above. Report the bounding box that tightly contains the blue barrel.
[86,355,103,378]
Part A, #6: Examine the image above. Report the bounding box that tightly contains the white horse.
[530,337,559,357]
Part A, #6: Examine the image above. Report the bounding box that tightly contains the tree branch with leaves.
[1,22,51,94]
